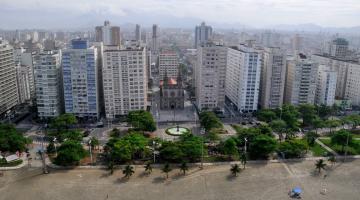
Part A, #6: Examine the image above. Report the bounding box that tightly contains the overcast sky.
[2,0,360,29]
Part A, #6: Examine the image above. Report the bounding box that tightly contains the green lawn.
[310,142,329,156]
[320,138,360,155]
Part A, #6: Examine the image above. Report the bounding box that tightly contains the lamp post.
[244,137,248,154]
[152,141,156,163]
[200,128,205,169]
[41,124,48,174]
[89,140,93,165]
[53,137,57,157]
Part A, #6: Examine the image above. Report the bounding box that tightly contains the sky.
[1,0,360,29]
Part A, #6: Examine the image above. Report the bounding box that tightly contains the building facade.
[34,51,62,118]
[285,54,318,105]
[226,44,261,112]
[195,43,226,111]
[102,46,147,118]
[195,22,213,48]
[0,39,19,115]
[159,51,179,80]
[160,72,184,110]
[315,65,337,106]
[95,21,121,46]
[260,47,286,109]
[62,39,99,120]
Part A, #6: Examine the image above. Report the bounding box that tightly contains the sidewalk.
[315,138,339,156]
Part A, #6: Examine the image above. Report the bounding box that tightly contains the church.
[160,71,184,110]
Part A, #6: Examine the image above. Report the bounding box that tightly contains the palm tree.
[108,160,114,175]
[144,163,152,174]
[230,164,241,177]
[162,163,172,179]
[123,165,135,179]
[315,159,327,173]
[180,162,189,175]
[328,155,336,167]
[240,153,247,169]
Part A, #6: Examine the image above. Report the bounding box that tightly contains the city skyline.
[2,0,360,30]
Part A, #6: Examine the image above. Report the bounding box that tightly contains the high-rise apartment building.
[285,54,318,105]
[95,21,121,46]
[151,24,159,54]
[226,44,261,112]
[260,47,286,109]
[13,48,35,101]
[315,65,337,106]
[330,38,349,59]
[344,63,360,106]
[62,39,99,119]
[312,54,354,99]
[159,51,179,80]
[34,51,62,118]
[195,22,213,48]
[0,39,19,115]
[102,45,147,118]
[195,42,226,111]
[135,24,141,41]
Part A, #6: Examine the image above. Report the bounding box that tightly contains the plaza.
[1,159,360,200]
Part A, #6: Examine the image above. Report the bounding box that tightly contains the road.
[1,159,360,200]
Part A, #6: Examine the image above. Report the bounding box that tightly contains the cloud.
[1,0,360,29]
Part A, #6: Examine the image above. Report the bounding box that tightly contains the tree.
[51,113,77,132]
[258,125,273,136]
[331,130,352,153]
[325,119,341,134]
[46,141,56,154]
[249,135,278,159]
[256,109,277,122]
[278,139,308,158]
[304,131,319,146]
[230,164,241,177]
[179,134,204,162]
[221,137,238,160]
[278,104,300,130]
[180,162,189,175]
[207,128,222,142]
[127,110,156,132]
[298,104,317,127]
[144,163,152,174]
[328,155,336,167]
[108,160,115,175]
[110,128,121,138]
[0,123,31,152]
[159,142,184,162]
[315,159,327,173]
[122,165,135,179]
[312,117,324,134]
[316,104,332,119]
[343,114,360,129]
[270,120,287,141]
[162,163,172,179]
[199,111,223,131]
[89,137,99,150]
[240,153,247,169]
[54,140,87,166]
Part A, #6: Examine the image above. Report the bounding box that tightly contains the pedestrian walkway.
[315,138,339,156]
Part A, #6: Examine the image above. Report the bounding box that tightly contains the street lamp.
[53,137,57,157]
[89,140,93,165]
[244,137,248,154]
[200,128,205,169]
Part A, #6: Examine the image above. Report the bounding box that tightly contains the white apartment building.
[315,65,337,106]
[14,47,35,101]
[260,47,286,109]
[159,51,179,80]
[311,54,352,99]
[195,43,227,111]
[285,54,318,105]
[0,39,19,115]
[102,46,147,118]
[345,63,360,106]
[226,44,261,112]
[34,51,62,118]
